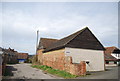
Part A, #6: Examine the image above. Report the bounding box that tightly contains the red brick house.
[17,53,28,63]
[0,47,3,77]
[37,27,105,75]
[104,46,120,65]
[0,47,8,76]
[3,48,18,64]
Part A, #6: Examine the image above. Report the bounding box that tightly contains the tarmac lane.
[2,63,62,79]
[77,66,119,79]
[2,63,119,80]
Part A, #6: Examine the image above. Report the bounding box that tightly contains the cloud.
[2,2,118,54]
[1,0,119,2]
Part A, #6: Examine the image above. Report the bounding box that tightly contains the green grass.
[31,65,77,79]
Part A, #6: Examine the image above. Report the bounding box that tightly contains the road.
[3,63,63,79]
[77,66,119,79]
[3,63,119,79]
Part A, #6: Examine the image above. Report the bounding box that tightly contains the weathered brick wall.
[2,54,7,76]
[0,65,2,76]
[64,56,86,75]
[43,49,65,70]
[42,49,86,75]
[2,64,6,75]
[37,49,44,64]
[0,56,2,76]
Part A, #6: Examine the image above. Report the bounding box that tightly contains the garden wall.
[37,49,44,64]
[42,49,86,75]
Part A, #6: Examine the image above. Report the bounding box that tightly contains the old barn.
[37,27,105,72]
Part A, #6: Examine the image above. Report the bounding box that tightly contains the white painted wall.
[65,47,105,71]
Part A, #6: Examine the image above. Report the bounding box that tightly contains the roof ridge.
[60,27,88,40]
[41,37,58,40]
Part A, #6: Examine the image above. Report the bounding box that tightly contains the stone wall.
[42,49,86,75]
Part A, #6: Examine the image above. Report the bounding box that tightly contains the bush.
[32,55,39,64]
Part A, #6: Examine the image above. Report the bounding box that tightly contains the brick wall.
[0,65,2,76]
[2,64,6,75]
[42,49,65,70]
[0,56,2,76]
[17,53,28,59]
[37,49,44,64]
[2,54,7,76]
[41,49,86,75]
[65,56,86,75]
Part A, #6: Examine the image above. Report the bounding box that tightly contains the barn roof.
[43,27,87,52]
[17,53,28,59]
[104,54,117,61]
[37,38,58,50]
[43,27,105,52]
[104,46,119,61]
[104,46,120,54]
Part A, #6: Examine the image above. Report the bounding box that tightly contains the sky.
[1,2,118,55]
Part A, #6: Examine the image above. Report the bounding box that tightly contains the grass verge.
[31,65,77,79]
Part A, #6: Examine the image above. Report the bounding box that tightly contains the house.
[37,27,105,72]
[3,48,18,64]
[104,47,120,65]
[0,47,3,77]
[17,53,28,63]
[0,47,8,76]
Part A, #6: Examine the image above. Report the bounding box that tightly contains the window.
[114,61,117,64]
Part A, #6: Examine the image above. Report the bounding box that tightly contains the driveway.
[3,63,63,79]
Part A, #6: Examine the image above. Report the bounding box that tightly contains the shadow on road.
[105,69,111,71]
[4,65,17,76]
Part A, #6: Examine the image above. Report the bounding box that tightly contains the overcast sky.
[1,2,118,54]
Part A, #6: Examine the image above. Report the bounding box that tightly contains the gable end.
[66,28,105,50]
